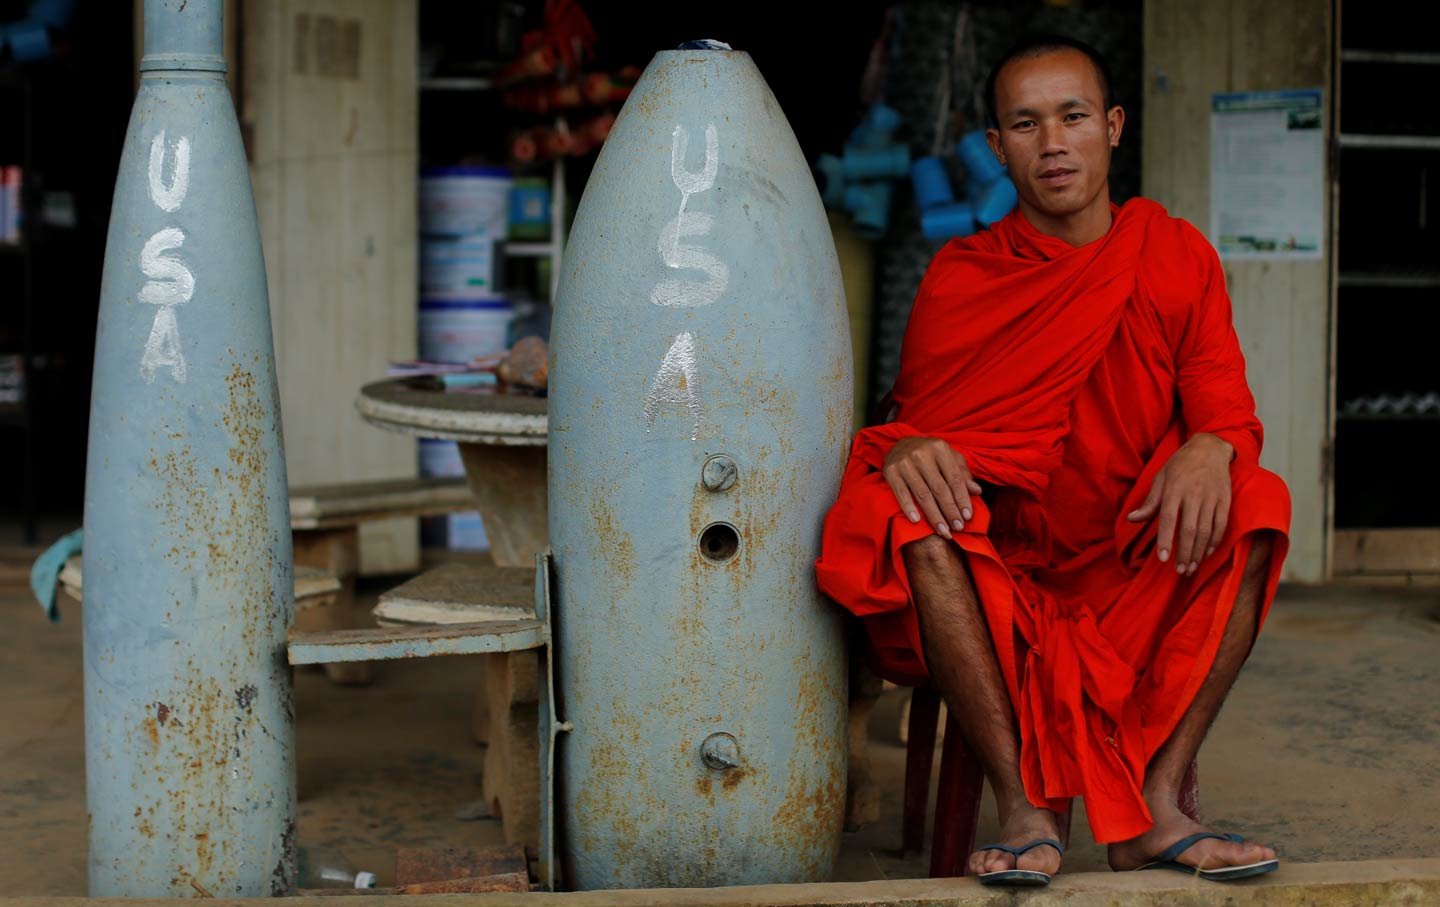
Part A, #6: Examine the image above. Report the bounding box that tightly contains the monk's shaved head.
[985,34,1116,127]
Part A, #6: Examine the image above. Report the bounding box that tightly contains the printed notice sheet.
[1210,89,1324,260]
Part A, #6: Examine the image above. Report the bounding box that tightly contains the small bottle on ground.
[297,845,378,889]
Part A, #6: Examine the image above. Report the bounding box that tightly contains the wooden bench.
[288,477,477,684]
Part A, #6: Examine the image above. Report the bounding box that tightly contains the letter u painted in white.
[652,124,728,308]
[147,131,191,213]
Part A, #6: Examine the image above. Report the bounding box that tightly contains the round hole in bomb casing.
[698,522,741,564]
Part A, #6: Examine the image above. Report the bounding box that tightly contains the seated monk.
[816,34,1290,886]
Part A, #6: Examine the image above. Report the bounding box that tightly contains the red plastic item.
[901,684,1201,877]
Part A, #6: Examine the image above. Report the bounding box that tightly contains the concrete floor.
[1,553,1437,896]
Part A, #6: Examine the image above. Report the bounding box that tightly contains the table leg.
[457,442,548,851]
[456,444,548,568]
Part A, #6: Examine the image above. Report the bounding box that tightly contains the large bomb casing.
[549,47,853,889]
[82,0,296,896]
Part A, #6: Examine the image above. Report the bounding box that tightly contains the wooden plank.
[395,873,530,895]
[294,566,343,602]
[375,562,534,625]
[61,557,339,606]
[1332,529,1440,575]
[394,845,528,886]
[245,0,421,577]
[287,619,546,665]
[289,476,473,524]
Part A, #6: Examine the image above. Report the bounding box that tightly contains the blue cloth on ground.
[31,528,82,622]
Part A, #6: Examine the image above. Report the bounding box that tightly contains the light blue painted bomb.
[549,46,852,889]
[83,0,295,896]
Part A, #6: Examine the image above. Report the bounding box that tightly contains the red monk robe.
[816,198,1291,844]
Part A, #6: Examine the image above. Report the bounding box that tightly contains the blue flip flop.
[975,837,1063,886]
[1138,831,1279,881]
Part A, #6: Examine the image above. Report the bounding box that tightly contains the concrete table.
[356,378,548,848]
[357,379,548,567]
[356,378,881,841]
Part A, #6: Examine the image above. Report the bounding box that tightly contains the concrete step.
[24,858,1440,905]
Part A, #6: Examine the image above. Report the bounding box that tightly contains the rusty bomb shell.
[82,0,296,896]
[548,42,853,889]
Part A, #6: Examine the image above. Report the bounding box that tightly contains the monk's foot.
[969,800,1063,877]
[1107,799,1276,873]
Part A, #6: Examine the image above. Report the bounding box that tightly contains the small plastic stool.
[901,685,1202,877]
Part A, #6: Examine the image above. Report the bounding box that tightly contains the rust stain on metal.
[129,354,292,895]
[824,352,852,448]
[588,496,636,597]
[768,653,846,878]
[571,695,657,879]
[720,766,748,792]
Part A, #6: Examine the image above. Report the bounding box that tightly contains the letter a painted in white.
[643,331,701,440]
[140,306,187,384]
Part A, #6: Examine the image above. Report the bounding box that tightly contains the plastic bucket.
[420,165,512,237]
[418,438,464,477]
[418,298,513,364]
[421,236,500,299]
[418,440,489,551]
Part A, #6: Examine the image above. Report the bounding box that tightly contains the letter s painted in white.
[138,228,195,306]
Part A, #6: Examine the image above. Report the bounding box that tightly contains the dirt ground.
[1,554,1436,896]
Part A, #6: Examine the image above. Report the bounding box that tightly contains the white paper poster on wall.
[1210,89,1325,260]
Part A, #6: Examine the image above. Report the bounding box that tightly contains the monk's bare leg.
[1108,531,1280,871]
[902,535,1062,878]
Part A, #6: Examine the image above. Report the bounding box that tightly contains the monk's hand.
[882,437,983,540]
[1126,432,1234,575]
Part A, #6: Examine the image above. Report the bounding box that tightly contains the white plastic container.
[420,165,512,237]
[421,236,500,299]
[445,512,490,550]
[418,439,489,551]
[418,437,464,477]
[418,298,513,365]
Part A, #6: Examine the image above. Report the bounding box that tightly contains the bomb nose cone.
[141,0,226,72]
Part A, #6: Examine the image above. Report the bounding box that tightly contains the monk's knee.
[902,533,959,571]
[903,535,976,589]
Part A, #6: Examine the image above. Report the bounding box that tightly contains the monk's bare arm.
[882,437,983,539]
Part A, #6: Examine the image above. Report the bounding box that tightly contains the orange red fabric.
[815,199,1291,843]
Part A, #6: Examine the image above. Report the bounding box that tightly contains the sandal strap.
[1152,831,1236,865]
[975,837,1064,857]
